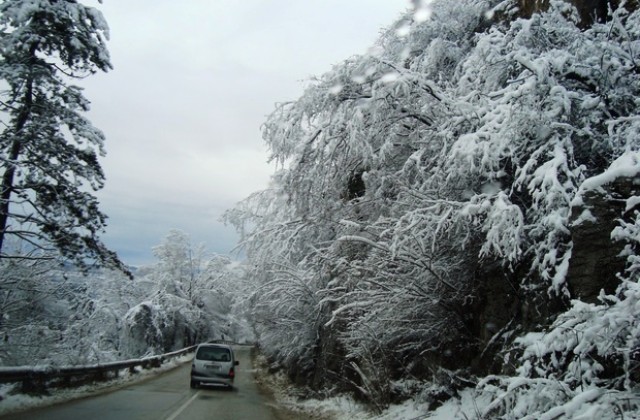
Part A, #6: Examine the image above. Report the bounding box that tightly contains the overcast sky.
[82,1,410,266]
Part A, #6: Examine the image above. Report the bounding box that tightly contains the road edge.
[250,346,334,420]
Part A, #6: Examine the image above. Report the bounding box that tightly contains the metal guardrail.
[0,345,198,393]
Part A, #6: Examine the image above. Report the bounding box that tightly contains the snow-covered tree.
[120,230,251,355]
[0,256,137,366]
[0,257,60,364]
[151,229,208,302]
[0,0,127,274]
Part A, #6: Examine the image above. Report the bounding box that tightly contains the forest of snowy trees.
[226,0,640,417]
[0,229,252,366]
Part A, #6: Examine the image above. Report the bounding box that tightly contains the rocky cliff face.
[568,175,639,302]
[517,0,636,24]
[468,172,639,377]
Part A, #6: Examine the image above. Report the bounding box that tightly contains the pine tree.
[0,0,128,274]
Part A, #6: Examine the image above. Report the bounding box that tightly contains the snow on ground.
[253,351,490,419]
[0,354,193,416]
[423,389,492,419]
[291,388,491,420]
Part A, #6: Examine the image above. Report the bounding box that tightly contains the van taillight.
[229,367,235,378]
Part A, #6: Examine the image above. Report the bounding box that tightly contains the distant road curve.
[2,346,284,420]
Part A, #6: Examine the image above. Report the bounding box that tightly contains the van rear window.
[196,347,231,362]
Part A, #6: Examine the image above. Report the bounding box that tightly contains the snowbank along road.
[2,346,282,420]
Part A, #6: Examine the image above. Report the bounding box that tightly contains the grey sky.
[82,1,409,266]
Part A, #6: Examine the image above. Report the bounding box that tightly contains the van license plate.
[206,364,221,371]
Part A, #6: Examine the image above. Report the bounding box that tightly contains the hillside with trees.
[227,0,640,417]
[0,230,252,366]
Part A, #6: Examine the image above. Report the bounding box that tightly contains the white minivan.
[190,343,239,389]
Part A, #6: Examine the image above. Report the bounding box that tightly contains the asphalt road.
[2,346,282,420]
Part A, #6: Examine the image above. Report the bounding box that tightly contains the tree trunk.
[0,78,33,254]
